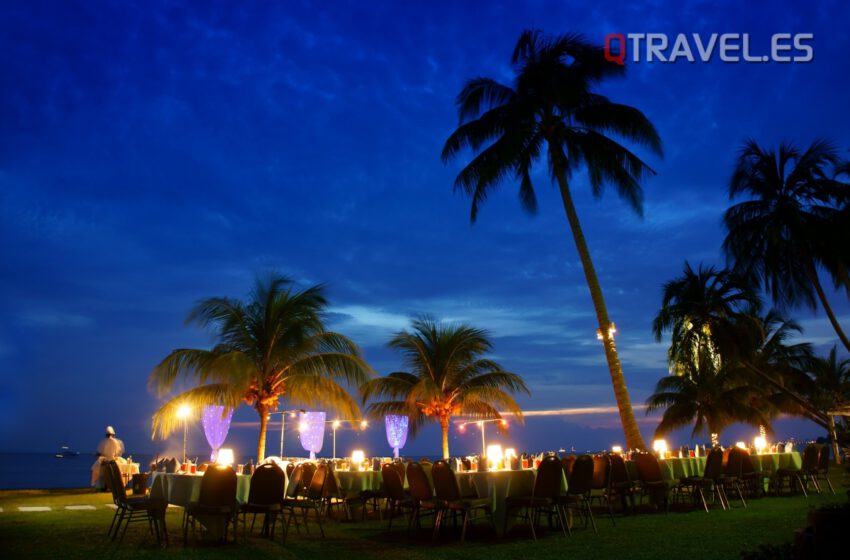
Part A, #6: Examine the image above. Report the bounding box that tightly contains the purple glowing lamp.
[385,415,409,458]
[299,411,326,460]
[201,405,234,462]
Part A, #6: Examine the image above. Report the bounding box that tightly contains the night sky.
[2,0,849,459]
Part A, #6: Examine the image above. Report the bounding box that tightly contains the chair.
[298,463,317,496]
[739,450,769,499]
[504,455,568,540]
[558,454,597,533]
[814,445,835,494]
[323,469,364,521]
[282,462,328,542]
[589,455,610,509]
[633,453,678,513]
[382,463,415,530]
[431,460,495,543]
[406,461,442,533]
[183,465,238,545]
[721,448,747,508]
[105,461,168,545]
[238,463,284,537]
[605,453,636,520]
[681,448,726,512]
[772,444,818,497]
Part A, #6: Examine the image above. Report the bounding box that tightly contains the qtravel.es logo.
[603,33,814,65]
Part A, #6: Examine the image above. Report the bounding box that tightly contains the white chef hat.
[106,426,116,435]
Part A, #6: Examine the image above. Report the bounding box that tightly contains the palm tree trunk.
[440,416,450,459]
[827,415,842,465]
[256,404,269,462]
[553,168,646,450]
[807,264,850,353]
[742,363,829,428]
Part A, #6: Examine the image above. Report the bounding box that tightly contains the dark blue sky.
[2,0,849,459]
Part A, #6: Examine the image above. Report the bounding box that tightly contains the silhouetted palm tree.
[724,140,850,352]
[360,317,529,459]
[646,352,770,440]
[442,30,662,449]
[802,347,850,462]
[652,262,761,373]
[148,274,372,461]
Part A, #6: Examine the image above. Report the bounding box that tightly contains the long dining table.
[624,452,802,481]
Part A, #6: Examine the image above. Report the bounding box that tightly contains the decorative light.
[612,445,623,454]
[201,405,234,462]
[735,441,747,450]
[332,420,341,429]
[360,420,368,429]
[652,439,668,457]
[298,411,326,460]
[177,405,191,419]
[385,415,409,459]
[486,444,503,470]
[505,448,517,459]
[216,448,234,466]
[754,436,767,454]
[351,449,365,470]
[710,433,719,447]
[596,323,617,340]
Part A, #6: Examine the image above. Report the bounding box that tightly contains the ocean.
[0,453,157,490]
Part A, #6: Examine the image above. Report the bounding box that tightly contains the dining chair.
[680,448,726,512]
[814,445,835,494]
[604,453,635,521]
[633,453,679,513]
[559,454,597,533]
[431,460,495,543]
[238,463,284,538]
[282,462,328,543]
[504,455,568,540]
[382,462,415,530]
[105,461,168,545]
[406,461,442,534]
[183,465,238,545]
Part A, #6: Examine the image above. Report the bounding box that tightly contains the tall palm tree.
[148,274,372,461]
[646,352,771,440]
[360,317,529,459]
[442,30,662,449]
[724,140,850,352]
[652,262,761,373]
[802,347,850,463]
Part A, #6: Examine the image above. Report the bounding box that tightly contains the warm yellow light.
[289,412,297,418]
[332,420,341,429]
[754,436,767,453]
[216,448,234,466]
[487,444,503,470]
[350,450,365,465]
[360,420,368,429]
[652,439,668,456]
[735,441,747,450]
[612,445,623,454]
[500,419,508,427]
[176,405,191,419]
[505,448,517,459]
[298,421,307,432]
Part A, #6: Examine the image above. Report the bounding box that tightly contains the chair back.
[104,461,128,505]
[285,464,303,498]
[248,463,285,505]
[724,448,745,478]
[285,462,295,478]
[299,462,317,493]
[198,465,237,508]
[634,453,664,484]
[391,461,406,485]
[561,455,577,479]
[738,449,755,476]
[431,460,461,502]
[591,455,609,490]
[323,469,343,498]
[382,463,407,501]
[704,448,725,479]
[567,454,594,496]
[801,444,819,471]
[406,462,433,501]
[607,453,631,485]
[533,455,564,499]
[817,445,829,472]
[305,463,328,500]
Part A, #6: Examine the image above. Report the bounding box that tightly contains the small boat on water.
[54,446,79,458]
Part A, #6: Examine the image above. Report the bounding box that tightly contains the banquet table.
[625,452,802,481]
[116,462,140,486]
[334,470,383,494]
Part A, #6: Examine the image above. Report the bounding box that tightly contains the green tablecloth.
[751,452,802,473]
[625,452,802,481]
[334,470,383,493]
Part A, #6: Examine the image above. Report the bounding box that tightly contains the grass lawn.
[1,475,847,560]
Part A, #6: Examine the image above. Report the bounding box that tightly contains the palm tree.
[801,347,850,463]
[360,317,529,459]
[724,140,850,352]
[148,273,372,461]
[652,262,761,373]
[646,352,771,440]
[442,30,662,449]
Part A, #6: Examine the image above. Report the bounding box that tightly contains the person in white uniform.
[90,426,125,488]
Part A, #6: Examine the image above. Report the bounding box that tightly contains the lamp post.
[331,419,368,460]
[458,418,508,457]
[267,409,305,458]
[176,404,191,463]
